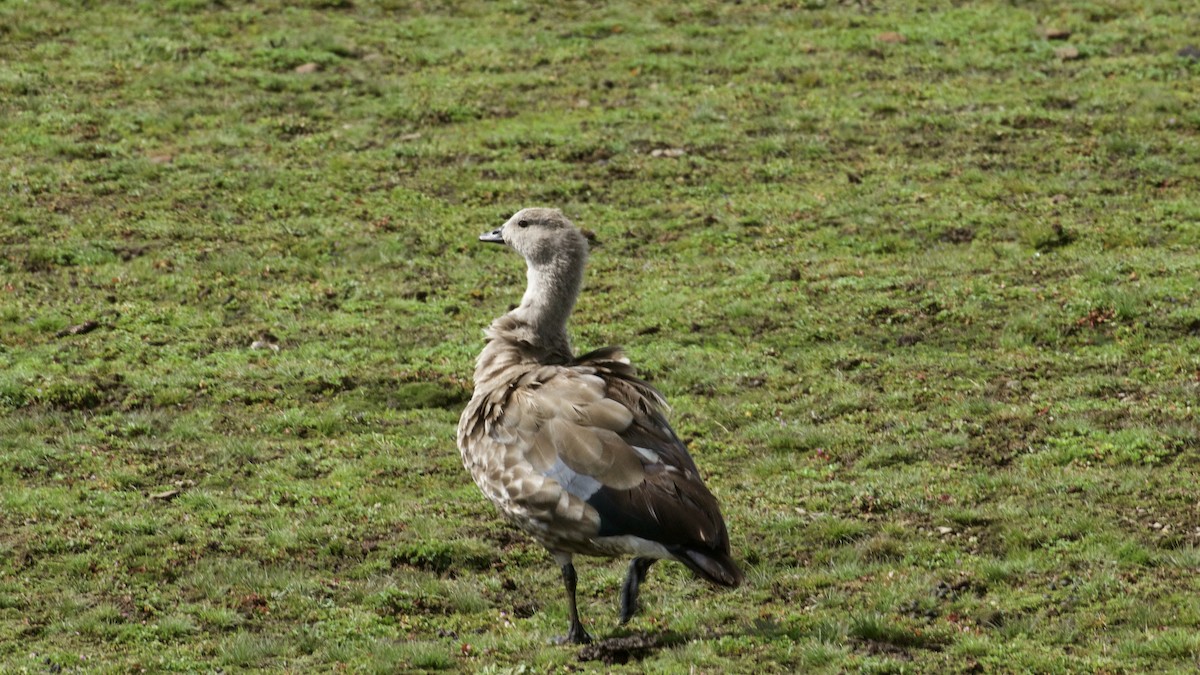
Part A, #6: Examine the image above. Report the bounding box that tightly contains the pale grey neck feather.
[511,254,580,343]
[483,246,585,365]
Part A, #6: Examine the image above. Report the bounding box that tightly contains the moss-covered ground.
[2,0,1199,671]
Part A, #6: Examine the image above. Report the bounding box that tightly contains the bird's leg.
[554,558,592,644]
[618,557,656,625]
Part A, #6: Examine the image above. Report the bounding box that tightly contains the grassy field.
[3,0,1200,671]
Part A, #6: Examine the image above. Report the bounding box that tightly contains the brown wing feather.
[461,345,739,586]
[573,346,698,473]
[572,347,739,584]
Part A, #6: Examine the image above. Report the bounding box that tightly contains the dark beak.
[479,228,505,244]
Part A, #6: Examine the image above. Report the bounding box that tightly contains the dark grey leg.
[557,561,592,644]
[618,557,656,625]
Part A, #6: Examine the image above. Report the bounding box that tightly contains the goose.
[457,207,742,644]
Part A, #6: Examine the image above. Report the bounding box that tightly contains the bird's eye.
[518,219,530,228]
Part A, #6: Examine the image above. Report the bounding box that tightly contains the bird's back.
[458,337,741,586]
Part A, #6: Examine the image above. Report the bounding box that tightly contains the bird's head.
[479,207,588,268]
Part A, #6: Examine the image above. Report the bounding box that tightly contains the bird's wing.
[567,347,729,553]
[460,348,740,584]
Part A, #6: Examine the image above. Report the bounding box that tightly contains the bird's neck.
[486,257,583,365]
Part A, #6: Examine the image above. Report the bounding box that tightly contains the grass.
[2,0,1199,671]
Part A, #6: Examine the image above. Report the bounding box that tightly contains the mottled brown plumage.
[457,207,741,644]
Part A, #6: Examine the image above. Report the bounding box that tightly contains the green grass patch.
[2,0,1200,671]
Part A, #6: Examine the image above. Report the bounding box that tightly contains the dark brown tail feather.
[676,548,744,588]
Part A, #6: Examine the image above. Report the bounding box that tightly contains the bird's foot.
[553,624,593,645]
[617,600,639,625]
[618,557,655,625]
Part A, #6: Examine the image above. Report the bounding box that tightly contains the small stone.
[294,62,320,74]
[55,320,100,338]
[936,526,954,535]
[250,339,280,353]
[1055,46,1081,60]
[1178,45,1200,61]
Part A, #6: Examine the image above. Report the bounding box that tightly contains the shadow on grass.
[577,630,686,665]
[578,613,945,666]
